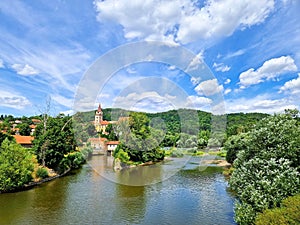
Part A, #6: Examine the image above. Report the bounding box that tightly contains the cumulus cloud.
[195,79,224,96]
[239,55,298,88]
[113,91,177,112]
[280,73,300,94]
[224,78,231,84]
[225,94,297,114]
[213,62,231,72]
[11,63,39,75]
[94,0,274,44]
[0,90,31,109]
[186,95,212,110]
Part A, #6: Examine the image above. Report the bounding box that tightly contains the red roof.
[100,121,109,125]
[106,141,119,145]
[29,124,37,129]
[13,135,34,145]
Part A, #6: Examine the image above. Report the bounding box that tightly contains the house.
[106,140,119,156]
[13,135,34,148]
[31,119,41,124]
[88,137,107,151]
[29,124,37,135]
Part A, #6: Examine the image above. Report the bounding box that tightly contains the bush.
[0,139,35,192]
[230,158,300,224]
[255,194,300,225]
[36,167,49,179]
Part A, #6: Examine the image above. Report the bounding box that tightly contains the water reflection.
[0,155,236,225]
[114,185,146,224]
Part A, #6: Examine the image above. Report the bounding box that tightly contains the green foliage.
[36,167,49,179]
[113,146,130,163]
[229,112,300,224]
[34,115,76,172]
[0,139,35,192]
[223,133,250,163]
[59,145,92,172]
[17,123,31,136]
[255,193,300,225]
[114,112,165,163]
[0,132,13,145]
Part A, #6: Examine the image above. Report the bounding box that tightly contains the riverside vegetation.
[0,114,92,193]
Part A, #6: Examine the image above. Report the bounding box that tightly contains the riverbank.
[0,168,71,194]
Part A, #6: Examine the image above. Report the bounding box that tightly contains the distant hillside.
[76,108,269,137]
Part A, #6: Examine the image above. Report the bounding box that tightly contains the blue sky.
[0,0,299,116]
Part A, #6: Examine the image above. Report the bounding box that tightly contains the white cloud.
[52,94,74,108]
[168,65,176,71]
[11,64,39,75]
[113,91,176,112]
[0,59,4,68]
[94,0,274,44]
[224,88,232,95]
[186,51,205,72]
[186,95,212,111]
[239,55,298,88]
[225,94,297,114]
[0,90,31,109]
[190,76,202,86]
[195,79,224,96]
[224,78,231,84]
[224,49,246,59]
[280,73,300,94]
[213,62,231,72]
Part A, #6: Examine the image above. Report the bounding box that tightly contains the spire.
[97,104,102,112]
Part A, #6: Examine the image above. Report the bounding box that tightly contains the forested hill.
[76,108,268,137]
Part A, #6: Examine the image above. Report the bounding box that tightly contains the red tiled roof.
[31,119,41,123]
[100,121,109,125]
[106,141,119,145]
[13,135,34,145]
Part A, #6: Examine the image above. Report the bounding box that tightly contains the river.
[0,155,236,225]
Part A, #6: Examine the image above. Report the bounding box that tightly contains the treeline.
[76,108,268,149]
[0,114,92,193]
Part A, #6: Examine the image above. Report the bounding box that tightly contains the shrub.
[255,194,300,225]
[36,167,49,179]
[0,139,34,192]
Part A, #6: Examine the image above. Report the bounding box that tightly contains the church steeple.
[95,103,103,123]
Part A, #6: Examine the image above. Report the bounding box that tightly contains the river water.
[0,155,236,225]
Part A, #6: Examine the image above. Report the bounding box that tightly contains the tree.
[229,112,300,224]
[114,112,164,163]
[34,115,76,172]
[0,139,35,192]
[223,132,250,164]
[17,123,31,136]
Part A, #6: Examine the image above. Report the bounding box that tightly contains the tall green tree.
[34,115,76,172]
[0,139,35,192]
[114,112,164,163]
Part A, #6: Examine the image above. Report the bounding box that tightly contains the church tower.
[95,104,103,124]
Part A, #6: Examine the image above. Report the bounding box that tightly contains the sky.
[0,0,300,116]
